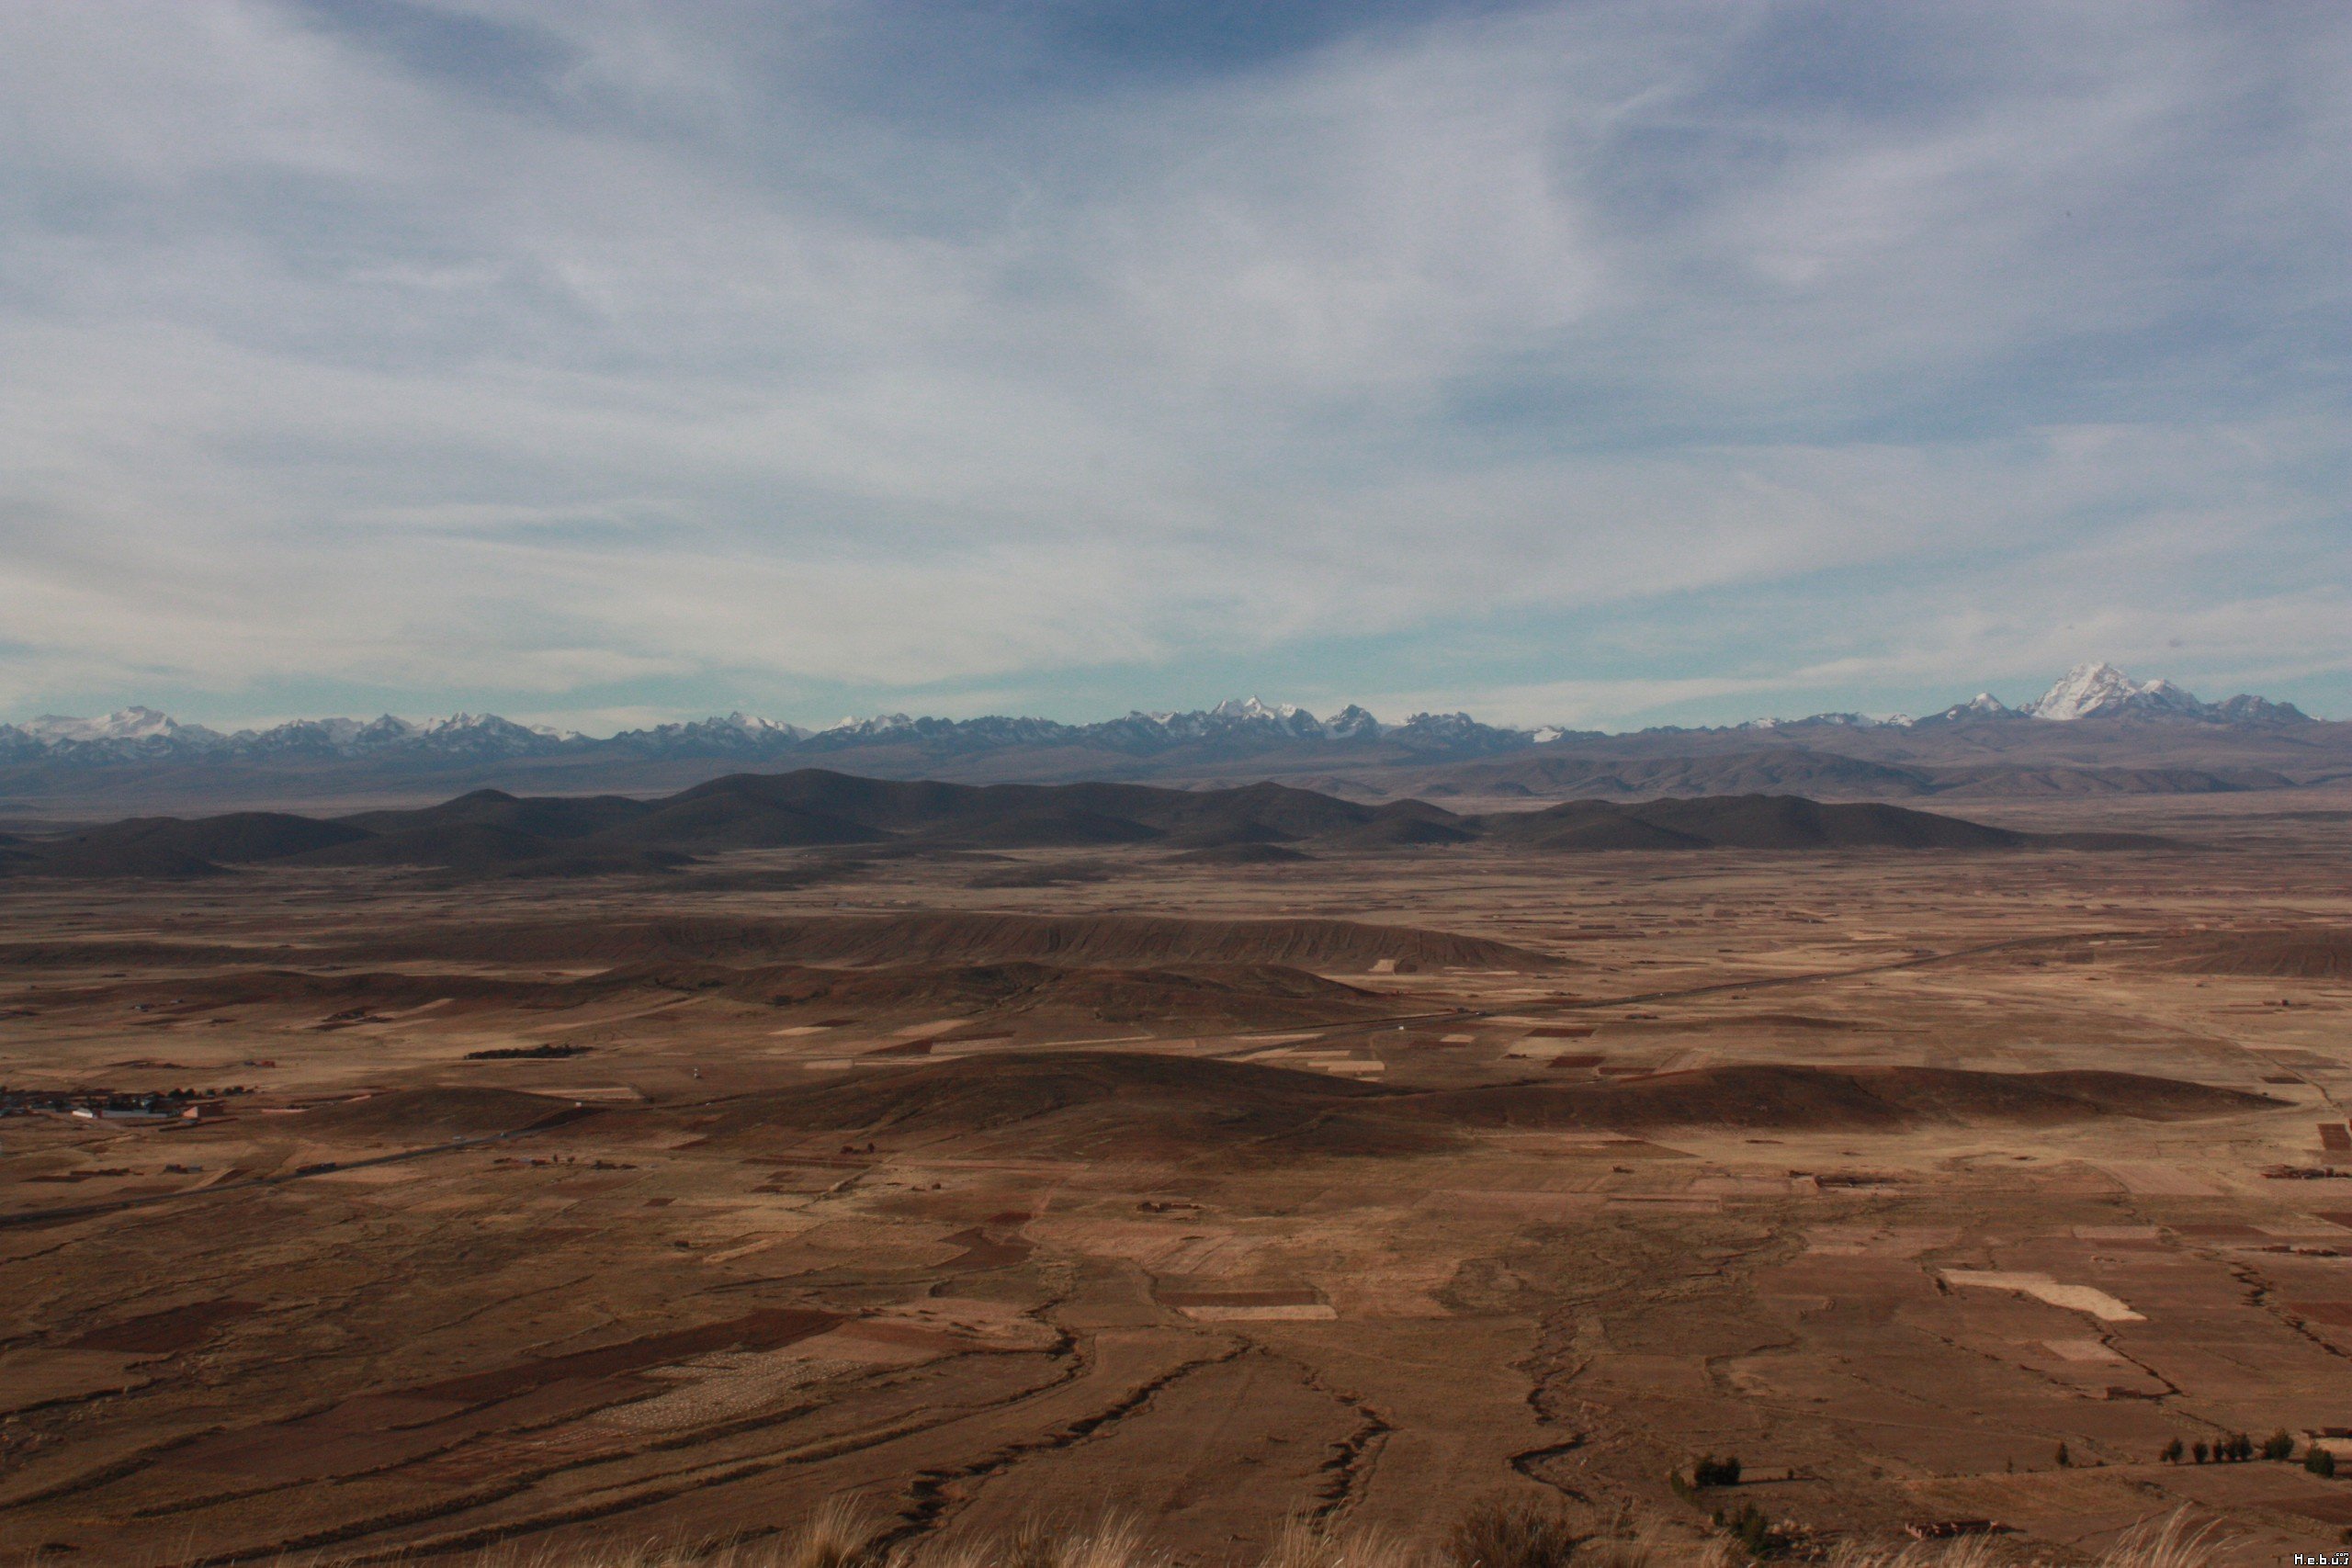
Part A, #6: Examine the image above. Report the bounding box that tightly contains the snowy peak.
[2210,693,2310,725]
[421,712,575,741]
[720,711,806,739]
[823,713,916,738]
[1208,696,1302,722]
[1737,712,1913,732]
[354,715,421,745]
[23,706,196,744]
[411,713,579,755]
[2019,662,2311,725]
[2029,663,2203,722]
[1914,693,2015,726]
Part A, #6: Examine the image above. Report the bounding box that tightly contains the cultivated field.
[4,791,2350,1564]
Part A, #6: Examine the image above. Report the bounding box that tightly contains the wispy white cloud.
[0,0,2346,728]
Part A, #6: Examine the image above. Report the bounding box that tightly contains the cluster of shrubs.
[1659,1456,1802,1558]
[1446,1494,1584,1568]
[2157,1429,2336,1472]
[0,1084,254,1115]
[1453,1490,1798,1566]
[1663,1454,1736,1505]
[1688,1454,1742,1488]
[1707,1503,1794,1560]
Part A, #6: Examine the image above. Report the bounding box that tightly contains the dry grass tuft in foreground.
[1445,1495,1584,1568]
[324,1500,2231,1568]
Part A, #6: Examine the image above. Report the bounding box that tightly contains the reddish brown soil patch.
[2162,930,2352,978]
[704,1051,1453,1164]
[68,1299,262,1354]
[941,1226,1034,1269]
[300,1087,578,1142]
[2288,1303,2352,1325]
[406,1308,842,1405]
[334,911,1565,974]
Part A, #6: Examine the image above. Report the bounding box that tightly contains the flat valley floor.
[5,793,2352,1564]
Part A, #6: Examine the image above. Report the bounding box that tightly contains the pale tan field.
[4,794,2351,1565]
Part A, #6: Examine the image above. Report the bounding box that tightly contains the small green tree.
[2229,1432,2256,1462]
[2265,1429,2297,1461]
[2161,1438,2184,1464]
[2192,1440,2210,1464]
[2054,1441,2072,1468]
[2310,1447,2338,1479]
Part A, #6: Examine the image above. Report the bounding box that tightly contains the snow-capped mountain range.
[1735,662,2310,731]
[0,694,1527,766]
[0,664,2317,770]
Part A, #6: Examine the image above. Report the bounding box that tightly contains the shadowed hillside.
[1419,1063,2282,1129]
[333,911,1564,974]
[6,957,1417,1032]
[662,1052,2282,1156]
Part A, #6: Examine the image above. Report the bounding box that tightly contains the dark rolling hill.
[1484,795,2024,851]
[336,790,656,840]
[700,1051,1456,1163]
[0,769,2165,877]
[1402,748,2307,803]
[1417,1063,2279,1129]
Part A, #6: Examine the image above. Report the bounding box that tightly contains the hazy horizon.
[7,658,2331,740]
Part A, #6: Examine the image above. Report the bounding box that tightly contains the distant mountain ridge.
[2,665,2339,818]
[0,663,2316,768]
[0,695,1538,774]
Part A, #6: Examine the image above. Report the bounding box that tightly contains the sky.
[1,0,2346,734]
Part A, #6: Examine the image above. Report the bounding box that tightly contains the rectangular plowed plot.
[1158,1288,1336,1322]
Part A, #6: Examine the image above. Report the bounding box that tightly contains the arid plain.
[5,787,2351,1565]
